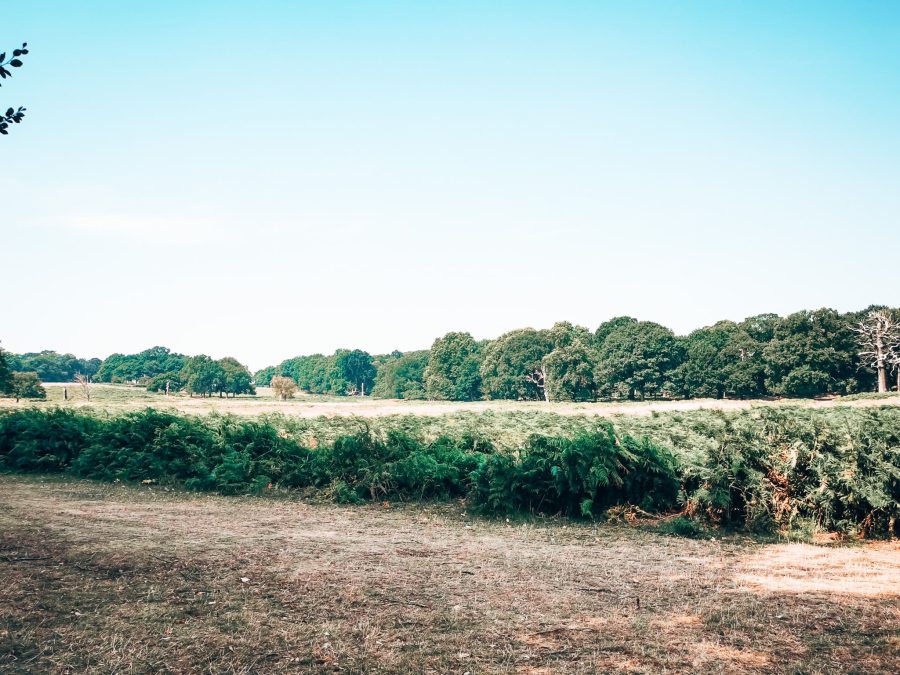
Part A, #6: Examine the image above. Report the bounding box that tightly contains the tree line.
[0,345,255,399]
[255,306,900,401]
[2,305,899,402]
[106,348,255,398]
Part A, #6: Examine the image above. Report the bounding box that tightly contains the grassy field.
[1,475,897,673]
[2,386,898,672]
[3,382,898,420]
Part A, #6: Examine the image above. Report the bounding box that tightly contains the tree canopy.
[7,351,101,382]
[8,305,899,404]
[9,371,45,401]
[371,350,429,399]
[595,321,682,400]
[763,309,858,397]
[481,328,555,401]
[424,332,483,401]
[544,338,597,402]
[334,349,376,396]
[95,347,186,383]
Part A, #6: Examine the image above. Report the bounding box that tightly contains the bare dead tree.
[525,367,549,402]
[855,310,900,393]
[74,373,92,401]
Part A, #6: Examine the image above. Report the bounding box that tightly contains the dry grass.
[1,476,897,673]
[1,383,898,419]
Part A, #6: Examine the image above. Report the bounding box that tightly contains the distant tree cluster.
[0,344,45,401]
[96,346,187,383]
[4,305,898,404]
[50,346,255,398]
[146,355,255,398]
[5,350,101,382]
[255,350,376,396]
[371,350,429,399]
[255,305,900,402]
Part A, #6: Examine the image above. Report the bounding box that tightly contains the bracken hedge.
[0,407,897,536]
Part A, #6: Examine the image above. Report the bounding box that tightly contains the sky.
[2,1,899,370]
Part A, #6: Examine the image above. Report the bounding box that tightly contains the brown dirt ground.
[0,476,897,673]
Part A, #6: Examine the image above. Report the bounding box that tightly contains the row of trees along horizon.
[2,306,900,402]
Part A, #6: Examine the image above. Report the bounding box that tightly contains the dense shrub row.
[0,407,897,536]
[690,407,900,537]
[0,409,679,517]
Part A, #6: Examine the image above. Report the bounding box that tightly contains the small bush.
[470,425,679,518]
[656,515,708,539]
[0,408,97,472]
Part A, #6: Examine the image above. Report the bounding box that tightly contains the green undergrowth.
[838,391,900,402]
[0,405,897,537]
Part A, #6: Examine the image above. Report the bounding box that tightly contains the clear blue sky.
[3,1,899,369]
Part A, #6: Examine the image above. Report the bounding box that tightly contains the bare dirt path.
[1,476,897,673]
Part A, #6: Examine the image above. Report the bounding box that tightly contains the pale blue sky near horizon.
[2,1,899,370]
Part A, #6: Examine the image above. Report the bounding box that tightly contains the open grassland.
[2,383,899,420]
[0,476,897,674]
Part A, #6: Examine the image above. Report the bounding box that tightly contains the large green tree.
[740,313,781,344]
[763,309,858,397]
[334,349,376,396]
[595,321,682,400]
[217,357,255,397]
[372,350,429,399]
[253,366,277,387]
[675,321,767,399]
[594,316,638,347]
[9,372,45,401]
[424,332,482,401]
[181,355,225,397]
[481,328,554,401]
[721,329,769,398]
[543,338,598,401]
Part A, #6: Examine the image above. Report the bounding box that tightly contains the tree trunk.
[878,366,887,393]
